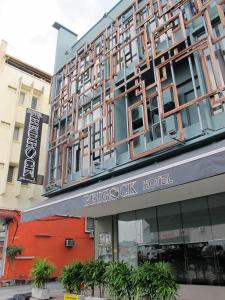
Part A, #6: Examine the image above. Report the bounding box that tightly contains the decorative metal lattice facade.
[46,0,225,192]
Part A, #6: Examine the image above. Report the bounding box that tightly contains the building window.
[13,127,20,141]
[85,217,95,233]
[18,92,25,105]
[31,96,38,110]
[7,166,14,183]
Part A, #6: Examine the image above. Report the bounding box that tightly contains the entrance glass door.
[185,242,217,284]
[117,195,225,286]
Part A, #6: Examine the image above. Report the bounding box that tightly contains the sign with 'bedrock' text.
[18,108,43,184]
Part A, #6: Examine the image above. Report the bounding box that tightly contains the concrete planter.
[30,287,50,300]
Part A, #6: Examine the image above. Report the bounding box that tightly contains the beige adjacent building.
[0,40,51,210]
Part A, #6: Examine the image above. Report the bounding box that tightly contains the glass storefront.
[118,194,225,285]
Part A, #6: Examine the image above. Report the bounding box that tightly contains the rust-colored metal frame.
[46,0,225,190]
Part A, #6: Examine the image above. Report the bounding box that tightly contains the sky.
[0,0,119,74]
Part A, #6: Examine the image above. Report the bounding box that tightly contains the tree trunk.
[99,285,102,298]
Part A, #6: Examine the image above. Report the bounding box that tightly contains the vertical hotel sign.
[18,108,43,184]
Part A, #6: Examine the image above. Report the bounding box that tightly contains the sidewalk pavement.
[178,284,225,300]
[0,282,225,300]
[0,282,64,300]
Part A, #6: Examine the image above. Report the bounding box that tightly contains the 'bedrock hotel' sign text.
[18,109,43,184]
[84,173,173,207]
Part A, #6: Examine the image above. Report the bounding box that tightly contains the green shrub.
[151,261,178,300]
[82,259,107,297]
[31,258,55,289]
[83,260,96,296]
[132,261,178,300]
[105,261,134,300]
[132,261,154,299]
[6,245,24,282]
[94,259,107,297]
[59,259,178,299]
[6,245,23,261]
[60,262,84,294]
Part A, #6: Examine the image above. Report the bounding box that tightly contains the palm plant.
[151,261,178,300]
[60,262,84,294]
[83,260,96,296]
[31,258,55,289]
[105,261,134,300]
[132,261,178,300]
[132,261,154,299]
[93,259,107,298]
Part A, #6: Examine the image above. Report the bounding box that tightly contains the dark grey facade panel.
[22,140,225,222]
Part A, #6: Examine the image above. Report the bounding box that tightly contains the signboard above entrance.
[84,173,174,207]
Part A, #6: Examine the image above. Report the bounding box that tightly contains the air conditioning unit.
[65,239,75,248]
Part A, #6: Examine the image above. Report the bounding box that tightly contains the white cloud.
[0,0,119,74]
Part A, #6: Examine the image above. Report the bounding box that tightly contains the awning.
[22,140,225,222]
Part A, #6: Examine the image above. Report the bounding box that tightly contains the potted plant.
[83,260,96,297]
[30,257,55,300]
[83,259,108,300]
[92,259,108,299]
[105,261,134,300]
[60,262,85,299]
[132,261,178,300]
[6,245,23,284]
[151,261,178,300]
